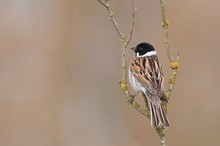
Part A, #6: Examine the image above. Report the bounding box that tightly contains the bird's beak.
[131,47,136,51]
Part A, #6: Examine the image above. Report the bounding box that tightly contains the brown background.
[0,0,220,146]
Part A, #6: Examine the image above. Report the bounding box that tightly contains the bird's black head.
[131,42,155,56]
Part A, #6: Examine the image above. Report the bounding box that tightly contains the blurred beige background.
[0,0,220,146]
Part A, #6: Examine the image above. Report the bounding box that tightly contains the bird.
[128,42,169,128]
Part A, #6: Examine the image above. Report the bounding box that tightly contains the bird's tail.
[145,98,170,128]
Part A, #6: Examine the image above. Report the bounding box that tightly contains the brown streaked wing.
[130,56,164,96]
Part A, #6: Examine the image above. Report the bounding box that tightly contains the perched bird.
[129,42,169,128]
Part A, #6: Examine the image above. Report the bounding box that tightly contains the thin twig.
[159,0,179,102]
[99,0,179,146]
[159,0,172,61]
[98,0,148,117]
[119,82,151,118]
[98,0,108,8]
[157,0,180,145]
[156,126,167,146]
[98,0,124,39]
[125,0,135,47]
[120,0,135,84]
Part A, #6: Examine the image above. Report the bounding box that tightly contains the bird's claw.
[128,91,140,104]
[128,95,135,104]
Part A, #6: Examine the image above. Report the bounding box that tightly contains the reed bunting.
[129,42,169,128]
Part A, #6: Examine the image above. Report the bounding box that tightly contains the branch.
[156,127,167,146]
[159,0,180,105]
[157,0,180,145]
[119,82,150,118]
[99,0,179,146]
[125,0,135,48]
[98,0,124,39]
[98,0,149,117]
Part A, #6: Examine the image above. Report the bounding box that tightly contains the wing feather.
[130,56,164,96]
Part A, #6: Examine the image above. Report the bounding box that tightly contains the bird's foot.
[128,91,140,104]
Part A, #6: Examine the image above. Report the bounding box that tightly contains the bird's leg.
[161,97,168,103]
[160,95,168,104]
[128,91,140,104]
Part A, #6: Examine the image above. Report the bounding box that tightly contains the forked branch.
[159,0,179,102]
[98,0,149,118]
[157,0,180,145]
[98,0,179,146]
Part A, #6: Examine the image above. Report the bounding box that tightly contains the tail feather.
[149,102,159,128]
[147,99,170,128]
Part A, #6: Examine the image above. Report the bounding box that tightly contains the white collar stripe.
[137,51,157,57]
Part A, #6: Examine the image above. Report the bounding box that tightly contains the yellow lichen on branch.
[98,0,149,118]
[98,0,179,145]
[170,61,180,69]
[158,0,180,144]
